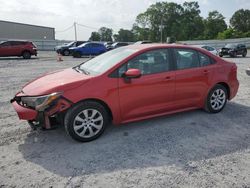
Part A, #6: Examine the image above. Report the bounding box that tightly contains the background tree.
[203,11,227,39]
[180,1,204,40]
[114,29,135,42]
[230,9,250,33]
[132,13,151,41]
[98,27,113,41]
[89,32,100,41]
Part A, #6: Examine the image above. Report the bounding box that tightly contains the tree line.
[89,1,250,42]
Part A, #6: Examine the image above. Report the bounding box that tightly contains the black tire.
[205,84,228,113]
[22,51,31,59]
[73,52,81,58]
[63,49,70,56]
[64,101,109,142]
[242,51,247,57]
[219,53,223,57]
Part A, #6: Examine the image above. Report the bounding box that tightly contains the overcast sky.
[1,0,249,40]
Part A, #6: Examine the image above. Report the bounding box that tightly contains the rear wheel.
[219,53,223,57]
[205,85,228,113]
[64,101,109,142]
[22,51,31,59]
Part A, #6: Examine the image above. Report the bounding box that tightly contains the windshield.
[78,43,88,47]
[79,47,138,75]
[225,44,236,48]
[66,41,75,47]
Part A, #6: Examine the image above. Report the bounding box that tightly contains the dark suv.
[55,41,86,56]
[0,40,37,59]
[219,43,247,57]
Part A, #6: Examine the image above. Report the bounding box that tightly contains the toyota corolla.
[11,44,239,142]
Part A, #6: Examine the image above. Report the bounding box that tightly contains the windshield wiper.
[74,66,90,75]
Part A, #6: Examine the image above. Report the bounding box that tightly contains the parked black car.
[219,43,247,57]
[133,41,152,45]
[104,42,113,50]
[55,41,86,56]
[111,42,129,49]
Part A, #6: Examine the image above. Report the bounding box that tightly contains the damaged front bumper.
[11,95,72,130]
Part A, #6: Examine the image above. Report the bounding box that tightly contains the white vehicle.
[193,45,218,56]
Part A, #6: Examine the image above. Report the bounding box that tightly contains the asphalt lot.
[0,51,249,187]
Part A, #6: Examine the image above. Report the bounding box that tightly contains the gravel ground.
[0,51,249,188]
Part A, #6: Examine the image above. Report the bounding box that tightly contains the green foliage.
[89,32,100,41]
[88,2,250,41]
[203,11,227,39]
[113,29,135,42]
[230,9,250,33]
[98,27,113,41]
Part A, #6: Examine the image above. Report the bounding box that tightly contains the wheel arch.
[21,50,31,55]
[73,98,113,121]
[214,82,230,99]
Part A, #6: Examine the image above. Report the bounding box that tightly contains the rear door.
[174,48,215,109]
[118,48,176,122]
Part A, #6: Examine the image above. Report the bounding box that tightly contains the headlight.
[20,92,63,111]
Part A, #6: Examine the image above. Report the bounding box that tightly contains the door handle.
[203,70,209,74]
[164,76,173,81]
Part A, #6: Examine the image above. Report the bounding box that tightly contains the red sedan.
[11,44,239,142]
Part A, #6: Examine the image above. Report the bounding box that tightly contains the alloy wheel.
[73,109,104,138]
[210,89,226,110]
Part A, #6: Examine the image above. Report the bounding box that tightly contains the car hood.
[21,68,92,96]
[55,45,69,50]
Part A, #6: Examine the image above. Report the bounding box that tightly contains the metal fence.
[1,38,250,50]
[179,37,250,49]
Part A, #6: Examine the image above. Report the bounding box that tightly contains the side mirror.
[124,68,141,79]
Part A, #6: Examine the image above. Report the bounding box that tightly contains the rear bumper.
[229,80,239,100]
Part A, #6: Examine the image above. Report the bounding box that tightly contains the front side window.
[174,49,199,70]
[119,49,170,76]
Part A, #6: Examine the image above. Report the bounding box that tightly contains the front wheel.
[205,85,228,113]
[219,53,223,57]
[63,50,70,56]
[64,101,109,142]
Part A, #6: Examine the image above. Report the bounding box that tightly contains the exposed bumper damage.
[11,96,72,130]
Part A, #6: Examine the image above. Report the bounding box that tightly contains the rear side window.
[198,52,213,66]
[174,49,199,70]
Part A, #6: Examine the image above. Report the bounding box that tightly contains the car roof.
[123,43,216,57]
[124,43,200,50]
[6,40,31,42]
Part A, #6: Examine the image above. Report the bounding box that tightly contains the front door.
[118,48,176,122]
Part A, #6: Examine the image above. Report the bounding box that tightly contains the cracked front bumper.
[11,97,72,129]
